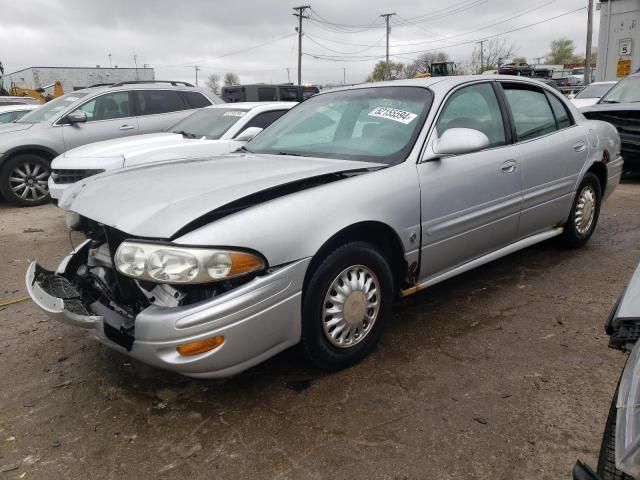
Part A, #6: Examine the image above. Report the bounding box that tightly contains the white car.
[49,102,295,200]
[570,81,618,108]
[0,104,38,123]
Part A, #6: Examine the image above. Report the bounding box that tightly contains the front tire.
[562,172,602,248]
[0,154,51,206]
[300,242,394,371]
[597,382,634,480]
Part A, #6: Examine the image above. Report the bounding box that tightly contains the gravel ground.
[1,182,639,480]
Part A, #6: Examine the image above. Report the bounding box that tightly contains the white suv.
[49,102,295,200]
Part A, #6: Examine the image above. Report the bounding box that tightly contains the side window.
[545,92,573,129]
[302,88,318,100]
[435,83,506,148]
[181,91,213,108]
[236,110,288,136]
[0,112,14,123]
[502,85,557,141]
[258,88,277,101]
[73,91,131,121]
[135,90,187,116]
[280,87,299,101]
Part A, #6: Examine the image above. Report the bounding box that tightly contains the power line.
[305,34,385,55]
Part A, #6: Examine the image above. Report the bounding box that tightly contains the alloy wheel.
[9,162,49,202]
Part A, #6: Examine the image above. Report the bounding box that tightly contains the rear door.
[61,91,138,150]
[499,82,588,238]
[134,90,192,134]
[417,81,523,279]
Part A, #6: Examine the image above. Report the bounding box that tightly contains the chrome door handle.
[573,141,586,152]
[119,125,136,131]
[501,160,517,174]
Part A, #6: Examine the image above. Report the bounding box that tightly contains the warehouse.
[0,65,155,93]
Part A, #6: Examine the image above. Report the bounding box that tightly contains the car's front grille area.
[51,169,104,184]
[582,110,640,136]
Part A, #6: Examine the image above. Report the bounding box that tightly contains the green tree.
[223,72,240,86]
[512,56,527,65]
[366,60,405,82]
[547,38,576,64]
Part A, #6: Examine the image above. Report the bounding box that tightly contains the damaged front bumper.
[26,245,309,378]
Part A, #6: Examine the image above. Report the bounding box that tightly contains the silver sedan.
[27,75,623,378]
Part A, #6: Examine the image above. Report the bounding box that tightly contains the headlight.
[114,241,266,284]
[64,210,82,230]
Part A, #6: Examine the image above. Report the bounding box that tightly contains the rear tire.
[561,172,602,248]
[300,242,394,371]
[0,153,51,206]
[597,382,634,480]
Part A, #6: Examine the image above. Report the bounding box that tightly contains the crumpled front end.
[26,229,307,378]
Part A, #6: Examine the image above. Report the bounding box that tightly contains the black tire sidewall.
[0,154,51,206]
[301,242,394,371]
[563,172,602,248]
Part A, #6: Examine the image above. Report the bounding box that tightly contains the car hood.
[62,132,188,158]
[581,102,640,114]
[0,122,34,135]
[60,153,381,238]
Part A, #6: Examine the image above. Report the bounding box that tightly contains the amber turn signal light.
[176,336,225,356]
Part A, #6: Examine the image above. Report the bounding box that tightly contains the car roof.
[321,75,559,94]
[71,83,222,102]
[0,104,39,113]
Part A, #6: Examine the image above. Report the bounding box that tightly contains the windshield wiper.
[275,151,303,157]
[173,130,197,139]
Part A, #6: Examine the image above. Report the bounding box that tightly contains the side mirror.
[66,111,87,124]
[432,128,490,157]
[235,126,263,142]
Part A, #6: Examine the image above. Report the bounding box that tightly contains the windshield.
[576,83,616,99]
[571,68,584,75]
[167,108,248,139]
[600,76,640,104]
[17,93,88,124]
[245,86,432,165]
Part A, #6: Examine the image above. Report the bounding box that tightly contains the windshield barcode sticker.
[223,111,246,117]
[368,107,417,124]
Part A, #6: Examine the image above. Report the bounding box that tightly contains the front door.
[417,81,522,281]
[62,91,138,150]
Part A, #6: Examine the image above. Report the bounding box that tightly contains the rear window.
[181,91,212,108]
[222,87,244,103]
[280,87,299,101]
[135,90,187,115]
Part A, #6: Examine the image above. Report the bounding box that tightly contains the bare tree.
[512,56,527,65]
[205,74,220,94]
[223,72,240,86]
[471,38,517,73]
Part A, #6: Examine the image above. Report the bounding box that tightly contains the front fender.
[174,161,421,267]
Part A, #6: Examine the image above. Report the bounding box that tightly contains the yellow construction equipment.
[414,62,457,79]
[9,81,64,103]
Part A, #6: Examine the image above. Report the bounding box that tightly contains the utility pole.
[343,67,346,84]
[286,67,291,83]
[584,0,594,85]
[533,55,544,64]
[380,13,396,80]
[293,5,311,85]
[477,40,485,74]
[194,65,200,86]
[108,53,112,68]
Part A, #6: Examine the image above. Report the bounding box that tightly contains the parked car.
[26,76,622,378]
[572,262,640,480]
[570,81,618,108]
[48,102,295,200]
[0,96,41,106]
[222,84,319,103]
[0,104,38,123]
[0,80,221,206]
[581,73,640,174]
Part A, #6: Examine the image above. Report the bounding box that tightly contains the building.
[596,0,640,81]
[1,66,155,93]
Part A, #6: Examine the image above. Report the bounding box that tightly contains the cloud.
[0,0,595,85]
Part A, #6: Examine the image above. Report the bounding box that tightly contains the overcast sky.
[1,0,596,87]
